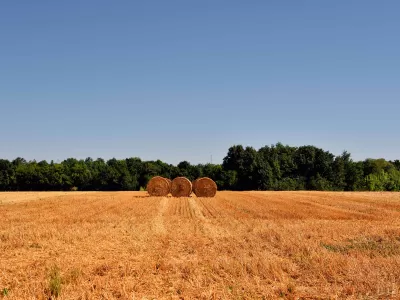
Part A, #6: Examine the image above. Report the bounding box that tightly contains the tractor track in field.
[196,197,217,218]
[188,197,206,220]
[152,197,167,235]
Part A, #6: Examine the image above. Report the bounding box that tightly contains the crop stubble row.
[1,191,400,298]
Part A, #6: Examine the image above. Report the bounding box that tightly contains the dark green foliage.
[223,145,258,190]
[0,159,15,190]
[0,143,399,191]
[391,160,400,171]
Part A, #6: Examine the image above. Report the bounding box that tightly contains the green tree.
[62,158,91,190]
[223,145,258,190]
[0,159,15,191]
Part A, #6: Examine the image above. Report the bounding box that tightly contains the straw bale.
[193,177,217,197]
[147,176,170,197]
[165,178,172,193]
[171,177,192,197]
[192,179,199,195]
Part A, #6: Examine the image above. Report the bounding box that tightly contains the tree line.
[1,143,400,191]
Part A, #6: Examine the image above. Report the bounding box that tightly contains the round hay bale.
[165,178,172,191]
[171,177,192,197]
[147,176,170,197]
[192,179,199,195]
[193,177,217,197]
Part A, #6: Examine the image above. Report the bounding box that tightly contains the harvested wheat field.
[1,191,400,299]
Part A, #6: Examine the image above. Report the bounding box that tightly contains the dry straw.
[193,177,217,197]
[192,179,199,195]
[171,177,192,197]
[147,176,170,197]
[165,178,172,193]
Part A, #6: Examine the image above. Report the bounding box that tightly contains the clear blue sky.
[1,1,399,165]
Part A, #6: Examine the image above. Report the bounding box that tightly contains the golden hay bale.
[165,178,172,192]
[171,177,192,197]
[192,179,199,194]
[193,177,217,197]
[147,176,170,197]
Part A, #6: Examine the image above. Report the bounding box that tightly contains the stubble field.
[1,191,400,299]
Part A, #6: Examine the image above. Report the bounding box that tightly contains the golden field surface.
[1,191,400,299]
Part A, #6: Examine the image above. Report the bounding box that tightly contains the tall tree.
[0,159,15,191]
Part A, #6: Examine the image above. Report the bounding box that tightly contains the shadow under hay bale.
[146,176,170,197]
[193,177,217,197]
[171,177,192,197]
